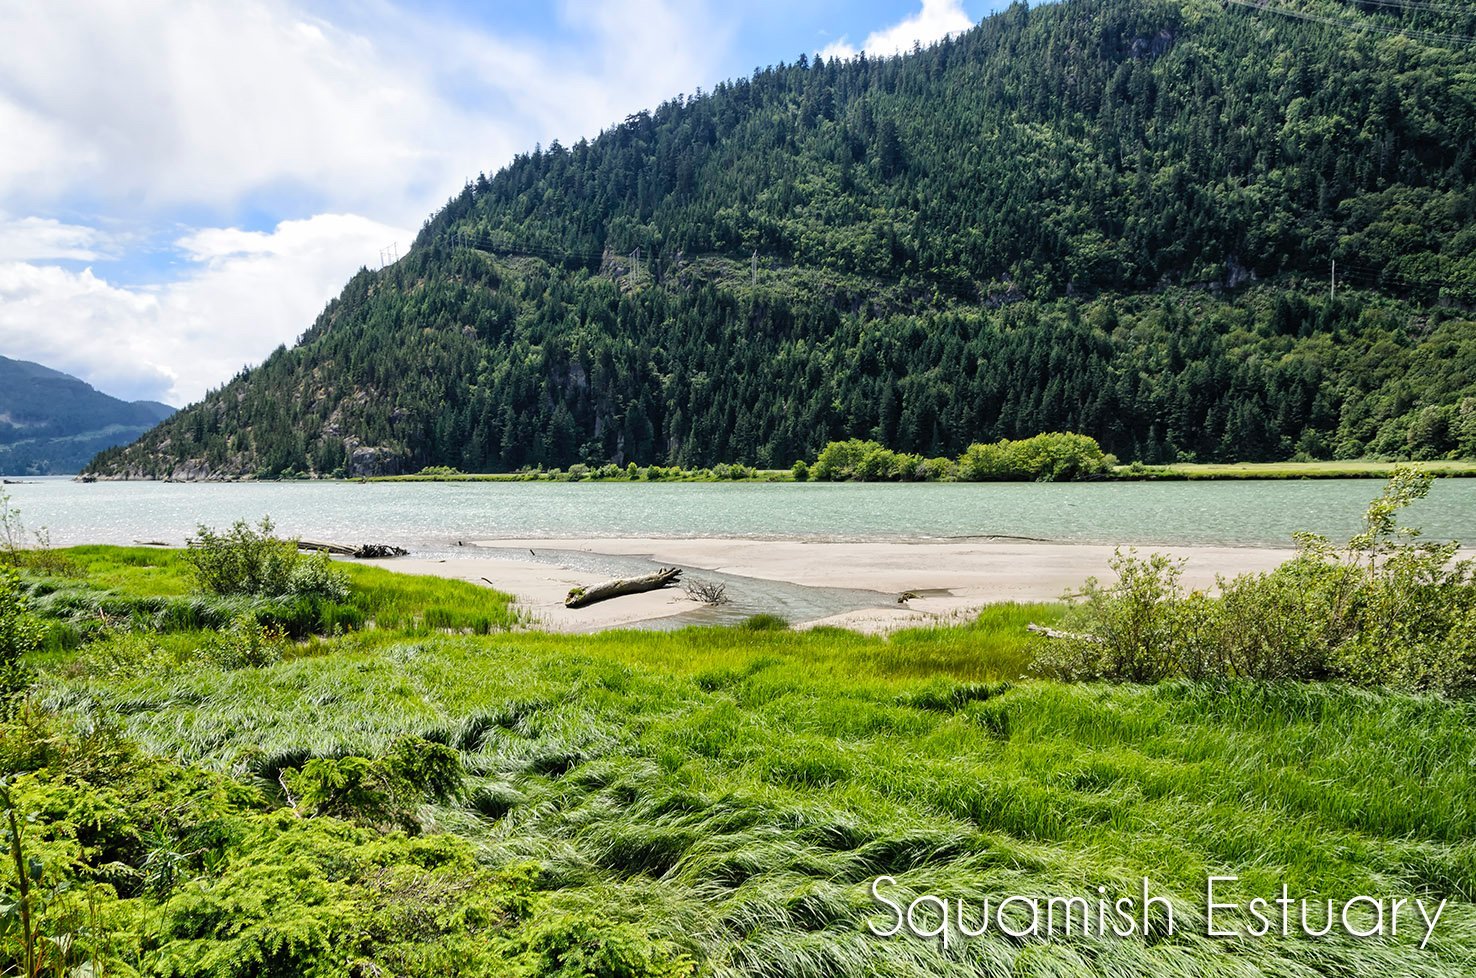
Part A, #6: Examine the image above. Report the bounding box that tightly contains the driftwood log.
[566,567,682,608]
[298,541,409,559]
[1026,622,1103,643]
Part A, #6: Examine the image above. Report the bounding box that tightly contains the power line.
[433,228,1470,306]
[1334,0,1475,15]
[1225,0,1476,46]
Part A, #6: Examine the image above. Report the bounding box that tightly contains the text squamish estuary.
[869,876,1448,949]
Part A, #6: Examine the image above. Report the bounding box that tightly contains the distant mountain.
[89,0,1476,479]
[0,356,175,475]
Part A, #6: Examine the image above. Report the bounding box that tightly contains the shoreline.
[368,537,1303,635]
[61,458,1476,483]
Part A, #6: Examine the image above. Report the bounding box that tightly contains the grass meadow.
[4,545,1474,976]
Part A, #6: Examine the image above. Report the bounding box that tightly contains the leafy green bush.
[1036,468,1476,694]
[0,568,38,710]
[810,433,1112,481]
[516,914,695,978]
[204,614,290,670]
[810,438,871,480]
[282,738,464,831]
[958,432,1114,481]
[919,456,957,481]
[186,517,348,601]
[287,551,350,602]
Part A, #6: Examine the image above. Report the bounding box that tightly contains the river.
[3,477,1473,550]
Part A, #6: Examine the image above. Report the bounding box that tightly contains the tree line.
[88,0,1476,478]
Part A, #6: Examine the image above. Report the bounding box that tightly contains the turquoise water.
[4,477,1474,549]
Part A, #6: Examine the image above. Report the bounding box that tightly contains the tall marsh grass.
[44,608,1476,976]
[9,499,1476,976]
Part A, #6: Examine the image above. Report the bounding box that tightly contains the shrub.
[811,439,875,481]
[186,518,348,602]
[957,441,1012,481]
[0,568,39,707]
[854,445,902,481]
[204,614,289,670]
[1035,468,1476,694]
[282,738,464,831]
[683,580,730,605]
[790,459,809,481]
[287,551,350,602]
[711,462,757,480]
[958,433,1113,481]
[516,914,696,978]
[919,456,957,481]
[808,433,1112,482]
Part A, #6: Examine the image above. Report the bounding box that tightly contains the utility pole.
[751,249,758,286]
[1331,258,1336,298]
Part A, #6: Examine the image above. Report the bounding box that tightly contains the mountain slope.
[0,356,175,475]
[88,0,1476,479]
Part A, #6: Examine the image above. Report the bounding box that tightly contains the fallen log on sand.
[1027,622,1103,643]
[298,540,355,555]
[298,541,409,559]
[566,567,682,608]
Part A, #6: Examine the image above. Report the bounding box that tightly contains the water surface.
[5,477,1473,550]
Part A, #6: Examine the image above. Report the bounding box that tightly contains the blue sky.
[0,0,1009,405]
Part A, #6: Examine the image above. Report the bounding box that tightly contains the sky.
[0,0,1006,407]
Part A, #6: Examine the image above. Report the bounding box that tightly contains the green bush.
[186,518,348,602]
[810,433,1112,482]
[958,432,1114,481]
[919,456,957,481]
[516,914,695,978]
[204,614,289,670]
[1036,468,1476,694]
[811,438,873,480]
[0,568,39,707]
[282,738,464,831]
[287,551,350,602]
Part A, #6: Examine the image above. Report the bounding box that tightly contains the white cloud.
[0,213,410,406]
[0,217,117,262]
[0,0,724,404]
[819,0,973,61]
[0,0,722,225]
[0,263,169,401]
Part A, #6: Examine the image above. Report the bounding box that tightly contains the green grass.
[1117,459,1476,479]
[13,549,1476,975]
[338,561,523,633]
[18,546,523,641]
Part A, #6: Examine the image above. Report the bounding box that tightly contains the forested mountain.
[88,0,1476,479]
[0,356,174,475]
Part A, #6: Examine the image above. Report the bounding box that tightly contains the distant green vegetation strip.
[371,462,784,483]
[371,439,1476,483]
[1117,459,1476,479]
